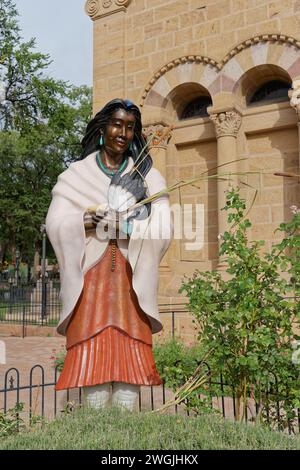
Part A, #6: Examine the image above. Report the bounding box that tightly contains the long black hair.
[80,98,153,178]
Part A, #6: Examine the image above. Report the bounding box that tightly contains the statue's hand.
[95,203,109,218]
[92,208,120,231]
[83,212,96,230]
[84,204,110,229]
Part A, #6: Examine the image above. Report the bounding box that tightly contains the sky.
[15,0,93,87]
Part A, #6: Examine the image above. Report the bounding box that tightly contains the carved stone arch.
[219,39,300,108]
[140,35,300,111]
[232,64,292,109]
[219,34,300,69]
[140,56,220,111]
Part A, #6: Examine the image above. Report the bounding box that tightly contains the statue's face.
[103,108,136,157]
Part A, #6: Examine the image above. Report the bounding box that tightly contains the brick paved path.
[0,336,66,374]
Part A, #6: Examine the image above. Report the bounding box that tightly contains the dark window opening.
[248,80,291,105]
[180,96,212,120]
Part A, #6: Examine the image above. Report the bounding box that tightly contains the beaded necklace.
[96,151,128,178]
[95,151,128,271]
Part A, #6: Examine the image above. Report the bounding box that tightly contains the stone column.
[143,124,172,272]
[85,0,132,111]
[288,80,300,181]
[209,110,242,244]
[142,123,172,181]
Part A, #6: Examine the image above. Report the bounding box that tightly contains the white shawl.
[46,152,172,336]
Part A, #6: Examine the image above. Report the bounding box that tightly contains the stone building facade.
[85,0,300,342]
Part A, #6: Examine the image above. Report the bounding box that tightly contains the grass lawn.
[0,406,300,450]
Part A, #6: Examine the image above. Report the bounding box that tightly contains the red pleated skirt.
[56,240,162,390]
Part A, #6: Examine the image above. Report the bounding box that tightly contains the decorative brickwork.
[140,36,300,108]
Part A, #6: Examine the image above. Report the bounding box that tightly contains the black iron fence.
[0,283,190,339]
[0,280,61,327]
[0,364,299,434]
[0,284,188,332]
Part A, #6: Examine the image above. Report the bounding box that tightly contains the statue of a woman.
[46,99,172,411]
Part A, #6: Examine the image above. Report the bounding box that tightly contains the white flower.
[217,233,224,241]
[290,205,300,215]
[0,81,6,103]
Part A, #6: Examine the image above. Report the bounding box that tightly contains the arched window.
[180,96,212,120]
[248,80,291,105]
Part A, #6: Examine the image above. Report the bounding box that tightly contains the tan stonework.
[85,1,300,342]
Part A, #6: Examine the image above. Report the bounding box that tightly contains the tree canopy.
[0,0,92,265]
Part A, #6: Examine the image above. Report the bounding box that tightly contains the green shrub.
[153,337,214,415]
[0,403,25,437]
[180,188,300,428]
[153,337,203,391]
